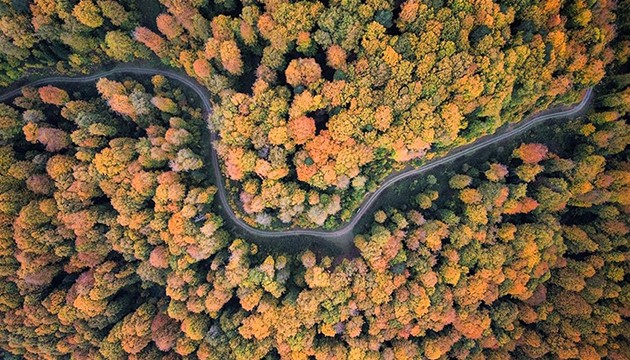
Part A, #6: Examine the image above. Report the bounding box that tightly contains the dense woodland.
[202,0,617,228]
[0,0,629,359]
[0,0,620,227]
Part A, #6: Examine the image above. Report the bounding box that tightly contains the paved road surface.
[0,66,593,250]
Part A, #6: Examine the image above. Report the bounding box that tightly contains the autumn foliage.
[513,143,549,164]
[38,85,70,105]
[166,0,618,229]
[285,58,322,87]
[287,115,316,145]
[2,71,628,358]
[0,1,628,359]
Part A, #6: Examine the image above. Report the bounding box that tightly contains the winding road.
[0,65,593,250]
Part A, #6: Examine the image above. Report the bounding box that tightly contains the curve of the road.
[0,65,593,250]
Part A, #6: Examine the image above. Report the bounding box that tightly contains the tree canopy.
[0,0,628,359]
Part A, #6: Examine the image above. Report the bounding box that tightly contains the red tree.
[513,143,549,164]
[38,85,69,105]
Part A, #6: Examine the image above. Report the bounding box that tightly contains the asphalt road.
[0,66,593,250]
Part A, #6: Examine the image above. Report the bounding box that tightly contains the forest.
[0,0,628,359]
[0,0,619,228]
